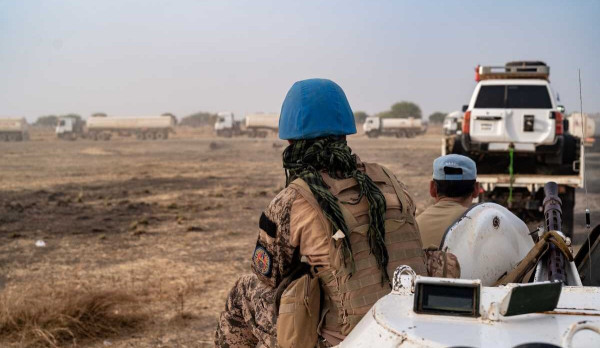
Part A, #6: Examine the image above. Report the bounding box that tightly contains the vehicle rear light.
[475,65,481,82]
[553,111,563,135]
[463,111,471,134]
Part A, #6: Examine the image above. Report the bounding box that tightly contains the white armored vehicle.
[340,182,600,347]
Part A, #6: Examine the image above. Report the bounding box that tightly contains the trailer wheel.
[136,132,144,140]
[155,131,166,140]
[0,134,7,142]
[559,186,575,239]
[101,133,111,141]
[367,131,379,138]
[7,133,18,141]
[144,132,155,140]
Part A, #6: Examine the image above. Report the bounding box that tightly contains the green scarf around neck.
[282,136,390,283]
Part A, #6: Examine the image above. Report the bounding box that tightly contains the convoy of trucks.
[56,115,175,141]
[363,116,427,138]
[0,117,29,141]
[214,112,279,138]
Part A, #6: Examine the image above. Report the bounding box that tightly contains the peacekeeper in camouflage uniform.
[215,79,457,348]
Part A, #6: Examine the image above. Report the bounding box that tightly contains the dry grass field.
[0,126,597,347]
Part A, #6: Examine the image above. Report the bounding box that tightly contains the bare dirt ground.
[0,126,597,347]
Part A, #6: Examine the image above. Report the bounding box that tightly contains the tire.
[0,133,7,142]
[155,131,166,140]
[559,186,575,239]
[451,135,468,155]
[144,132,155,140]
[136,132,144,140]
[7,133,18,142]
[102,133,111,141]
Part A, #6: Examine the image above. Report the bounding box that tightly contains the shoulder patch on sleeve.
[252,242,272,277]
[259,212,277,238]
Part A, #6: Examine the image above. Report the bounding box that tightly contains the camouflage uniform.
[215,187,299,348]
[215,181,461,347]
[214,274,277,348]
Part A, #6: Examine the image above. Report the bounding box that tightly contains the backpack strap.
[380,166,411,216]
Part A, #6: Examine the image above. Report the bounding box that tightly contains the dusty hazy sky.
[1,0,599,121]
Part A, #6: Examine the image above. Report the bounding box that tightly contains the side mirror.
[462,105,468,112]
[557,105,565,113]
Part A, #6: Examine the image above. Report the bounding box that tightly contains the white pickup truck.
[456,61,578,169]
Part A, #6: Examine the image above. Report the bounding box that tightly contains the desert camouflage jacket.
[251,186,300,288]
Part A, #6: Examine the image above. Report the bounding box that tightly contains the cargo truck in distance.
[445,61,583,237]
[568,113,599,151]
[56,115,175,141]
[214,112,279,138]
[0,117,29,141]
[363,116,426,138]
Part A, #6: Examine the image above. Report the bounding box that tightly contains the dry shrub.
[0,286,146,347]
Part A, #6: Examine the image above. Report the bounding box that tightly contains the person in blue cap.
[215,79,454,348]
[416,154,480,249]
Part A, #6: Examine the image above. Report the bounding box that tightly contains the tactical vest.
[289,163,426,337]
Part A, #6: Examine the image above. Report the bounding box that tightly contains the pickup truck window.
[475,85,552,109]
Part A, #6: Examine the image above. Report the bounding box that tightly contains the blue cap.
[279,78,357,140]
[433,154,477,181]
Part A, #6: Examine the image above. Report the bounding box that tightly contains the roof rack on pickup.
[475,61,550,81]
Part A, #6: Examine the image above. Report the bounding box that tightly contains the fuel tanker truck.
[363,116,426,138]
[339,182,600,347]
[567,113,599,151]
[214,112,279,137]
[56,115,175,140]
[0,117,29,141]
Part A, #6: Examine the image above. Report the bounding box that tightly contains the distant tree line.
[378,101,422,119]
[428,112,447,124]
[179,112,218,127]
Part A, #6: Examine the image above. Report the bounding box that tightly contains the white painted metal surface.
[568,113,597,138]
[0,117,28,132]
[442,203,534,286]
[340,280,600,347]
[244,113,279,129]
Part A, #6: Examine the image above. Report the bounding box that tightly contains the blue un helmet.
[279,78,357,140]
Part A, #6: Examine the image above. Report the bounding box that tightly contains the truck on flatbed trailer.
[56,115,175,141]
[0,117,29,141]
[444,61,583,237]
[214,112,279,138]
